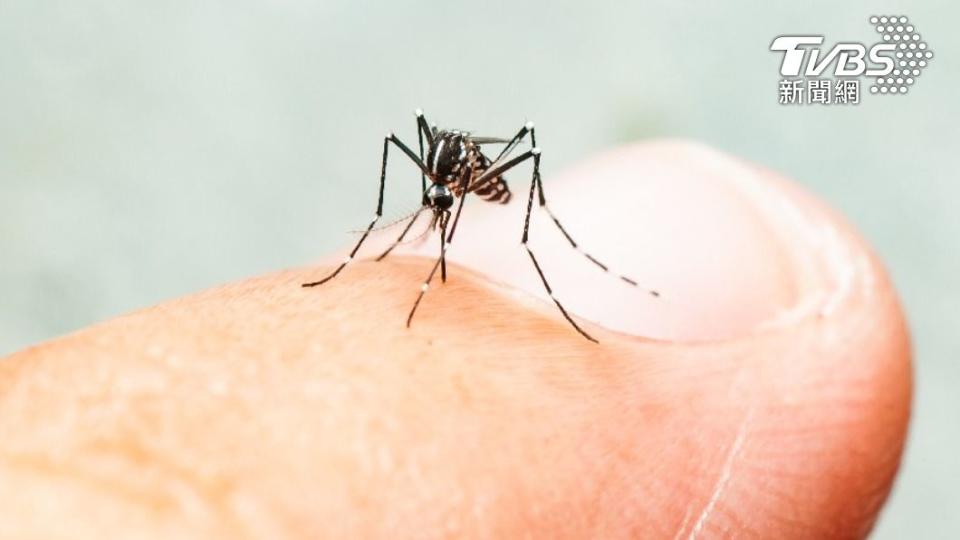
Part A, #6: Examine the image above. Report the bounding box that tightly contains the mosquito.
[302,109,658,342]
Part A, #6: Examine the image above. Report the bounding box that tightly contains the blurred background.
[0,1,956,536]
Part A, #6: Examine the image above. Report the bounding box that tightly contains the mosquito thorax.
[426,130,473,183]
[425,183,454,210]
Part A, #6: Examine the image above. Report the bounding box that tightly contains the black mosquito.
[302,109,658,342]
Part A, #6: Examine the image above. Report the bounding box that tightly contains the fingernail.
[391,140,876,342]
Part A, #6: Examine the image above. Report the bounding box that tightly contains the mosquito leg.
[406,253,445,327]
[374,207,425,261]
[445,169,473,243]
[415,108,434,146]
[519,149,599,343]
[303,133,427,287]
[532,164,659,297]
[415,109,434,202]
[417,118,426,198]
[493,120,536,162]
[439,211,449,282]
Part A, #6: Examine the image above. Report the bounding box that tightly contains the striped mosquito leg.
[375,207,425,261]
[302,212,379,287]
[524,244,597,343]
[520,150,598,343]
[303,132,426,287]
[406,245,447,327]
[534,173,659,297]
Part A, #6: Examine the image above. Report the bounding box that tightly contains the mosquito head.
[426,130,471,183]
[424,183,454,211]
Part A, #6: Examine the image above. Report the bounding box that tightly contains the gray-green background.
[1,2,956,536]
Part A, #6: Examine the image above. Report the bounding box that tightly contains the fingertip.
[310,139,912,535]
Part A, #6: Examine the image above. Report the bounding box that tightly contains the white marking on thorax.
[432,139,445,174]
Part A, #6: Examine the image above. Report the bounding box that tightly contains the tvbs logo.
[771,16,933,102]
[771,37,894,77]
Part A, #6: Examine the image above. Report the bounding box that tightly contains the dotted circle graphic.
[871,15,933,95]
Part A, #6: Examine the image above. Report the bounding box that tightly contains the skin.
[0,141,911,539]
